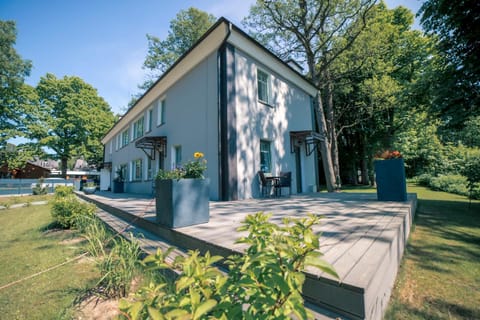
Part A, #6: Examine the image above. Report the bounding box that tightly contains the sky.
[1,0,423,116]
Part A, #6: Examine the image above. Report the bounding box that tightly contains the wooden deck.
[77,191,416,320]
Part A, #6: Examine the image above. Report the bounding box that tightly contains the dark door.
[295,146,302,193]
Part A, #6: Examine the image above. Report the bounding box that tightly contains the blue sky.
[1,0,423,116]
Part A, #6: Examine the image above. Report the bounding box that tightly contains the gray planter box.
[83,186,96,194]
[374,158,407,201]
[155,178,210,228]
[113,181,124,193]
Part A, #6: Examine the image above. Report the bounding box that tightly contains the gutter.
[217,22,232,201]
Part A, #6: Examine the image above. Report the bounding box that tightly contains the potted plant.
[374,150,407,201]
[155,152,209,228]
[113,168,124,193]
[83,181,97,194]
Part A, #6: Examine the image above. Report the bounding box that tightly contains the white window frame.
[172,145,182,169]
[257,68,270,104]
[146,108,153,132]
[146,155,153,180]
[133,116,144,140]
[132,159,143,181]
[157,98,166,126]
[121,129,129,148]
[260,140,272,173]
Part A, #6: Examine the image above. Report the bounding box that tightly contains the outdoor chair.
[275,171,292,196]
[258,171,272,197]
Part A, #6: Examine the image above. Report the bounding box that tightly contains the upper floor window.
[260,140,272,173]
[121,129,129,147]
[257,69,270,104]
[133,116,144,140]
[146,108,153,132]
[157,99,166,126]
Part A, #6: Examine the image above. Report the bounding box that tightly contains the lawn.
[345,184,480,319]
[0,201,98,319]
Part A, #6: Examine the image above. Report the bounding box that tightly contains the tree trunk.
[61,157,68,178]
[314,93,336,192]
[324,70,341,186]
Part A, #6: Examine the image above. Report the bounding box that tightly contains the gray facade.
[102,18,319,200]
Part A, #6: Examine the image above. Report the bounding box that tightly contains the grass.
[343,184,480,319]
[0,194,52,208]
[0,201,99,319]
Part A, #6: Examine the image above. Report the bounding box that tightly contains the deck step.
[77,191,416,320]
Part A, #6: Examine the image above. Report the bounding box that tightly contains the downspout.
[217,22,232,201]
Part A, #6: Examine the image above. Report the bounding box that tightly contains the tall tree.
[332,3,433,182]
[141,7,216,90]
[244,0,377,191]
[0,20,32,147]
[419,0,480,136]
[28,74,115,176]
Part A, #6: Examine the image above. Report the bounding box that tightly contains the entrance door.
[295,146,302,193]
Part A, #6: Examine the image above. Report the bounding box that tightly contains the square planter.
[113,181,124,193]
[374,158,407,201]
[155,178,210,228]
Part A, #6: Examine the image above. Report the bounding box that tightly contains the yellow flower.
[194,152,204,159]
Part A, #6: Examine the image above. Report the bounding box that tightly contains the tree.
[27,74,115,176]
[419,0,480,136]
[0,20,32,147]
[243,0,377,191]
[141,7,216,90]
[331,4,434,182]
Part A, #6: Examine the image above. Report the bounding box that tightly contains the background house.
[0,162,51,179]
[101,17,321,200]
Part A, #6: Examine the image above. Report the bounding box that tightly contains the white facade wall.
[234,49,316,199]
[105,52,220,198]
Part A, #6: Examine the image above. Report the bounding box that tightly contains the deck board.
[77,191,416,320]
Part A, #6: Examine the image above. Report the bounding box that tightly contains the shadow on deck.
[77,191,417,320]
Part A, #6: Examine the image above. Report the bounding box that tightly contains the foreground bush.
[119,212,337,320]
[51,187,95,228]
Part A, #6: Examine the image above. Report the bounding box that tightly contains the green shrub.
[415,173,433,186]
[54,185,74,198]
[51,196,96,229]
[119,212,337,319]
[32,178,48,195]
[462,155,480,200]
[429,175,469,196]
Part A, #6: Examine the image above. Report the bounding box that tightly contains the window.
[157,99,166,126]
[146,109,153,132]
[257,69,270,104]
[121,129,129,147]
[260,140,272,173]
[173,145,182,169]
[146,156,153,180]
[132,159,143,181]
[133,116,144,140]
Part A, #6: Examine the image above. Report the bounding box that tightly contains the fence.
[0,178,74,196]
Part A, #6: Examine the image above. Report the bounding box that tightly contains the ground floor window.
[146,157,153,180]
[260,140,272,173]
[132,159,143,181]
[173,145,182,169]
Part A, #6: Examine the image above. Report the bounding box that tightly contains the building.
[101,17,321,200]
[0,162,51,179]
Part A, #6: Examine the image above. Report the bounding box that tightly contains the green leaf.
[305,254,339,278]
[148,306,164,320]
[193,299,217,319]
